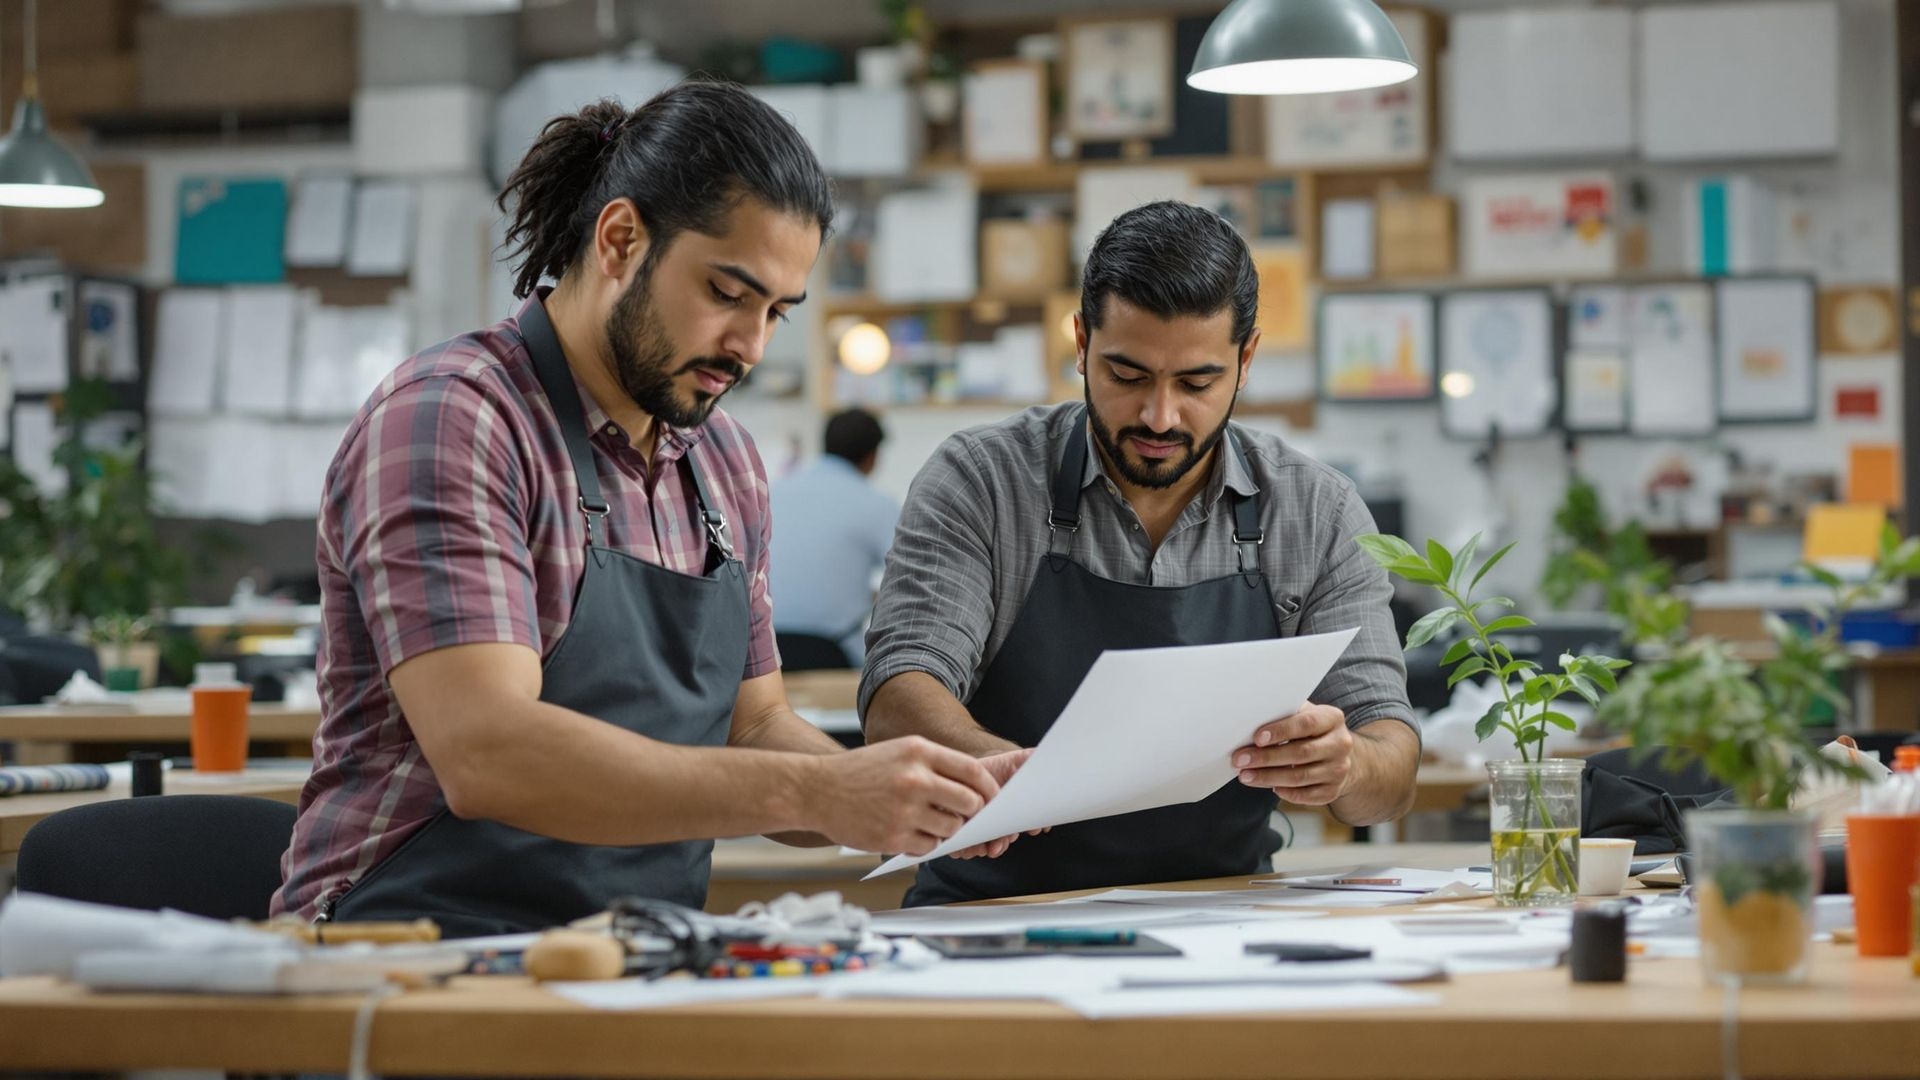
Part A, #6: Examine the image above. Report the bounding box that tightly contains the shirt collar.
[1078,413,1260,508]
[516,289,706,455]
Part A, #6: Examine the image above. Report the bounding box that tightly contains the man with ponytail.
[275,81,1022,936]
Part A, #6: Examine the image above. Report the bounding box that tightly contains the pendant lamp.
[0,0,104,209]
[1188,0,1418,96]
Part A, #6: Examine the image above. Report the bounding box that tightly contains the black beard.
[1083,380,1236,490]
[606,275,744,430]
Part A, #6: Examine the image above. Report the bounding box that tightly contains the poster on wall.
[1251,244,1311,353]
[1715,276,1817,423]
[1263,8,1429,168]
[1317,292,1435,402]
[1438,289,1556,438]
[1627,282,1716,437]
[1568,285,1629,350]
[1564,351,1630,433]
[1462,174,1617,280]
[1063,17,1177,141]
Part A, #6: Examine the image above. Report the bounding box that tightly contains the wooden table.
[3,841,1915,1079]
[0,765,309,858]
[0,703,322,764]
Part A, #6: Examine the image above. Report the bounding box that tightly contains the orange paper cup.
[1845,814,1920,957]
[190,685,252,773]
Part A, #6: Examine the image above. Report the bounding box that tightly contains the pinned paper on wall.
[1320,200,1375,281]
[294,305,409,420]
[1462,174,1616,280]
[1804,503,1885,562]
[1834,386,1881,420]
[1627,283,1715,437]
[1074,167,1193,265]
[285,175,354,269]
[1715,276,1816,423]
[1265,8,1428,168]
[77,281,140,382]
[1568,285,1628,350]
[1251,244,1310,353]
[1437,289,1556,439]
[1846,444,1899,508]
[149,290,226,416]
[1317,292,1434,403]
[222,287,300,416]
[1563,351,1629,434]
[873,186,978,302]
[963,61,1047,166]
[0,278,69,394]
[11,401,63,496]
[346,181,416,277]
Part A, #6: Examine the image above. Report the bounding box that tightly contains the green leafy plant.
[1359,532,1631,905]
[0,381,187,635]
[1539,475,1674,635]
[1600,523,1919,809]
[1356,532,1630,762]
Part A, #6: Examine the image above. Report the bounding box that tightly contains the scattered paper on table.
[547,975,825,1011]
[866,630,1358,878]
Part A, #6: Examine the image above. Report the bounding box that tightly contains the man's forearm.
[730,705,845,846]
[865,671,1020,757]
[442,695,827,846]
[1327,720,1420,826]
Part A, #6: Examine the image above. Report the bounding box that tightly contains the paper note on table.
[1256,866,1493,895]
[865,629,1358,879]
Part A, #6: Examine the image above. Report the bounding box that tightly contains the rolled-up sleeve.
[1300,487,1418,740]
[859,435,998,718]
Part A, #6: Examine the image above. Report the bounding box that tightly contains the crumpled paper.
[1795,736,1894,836]
[49,670,115,705]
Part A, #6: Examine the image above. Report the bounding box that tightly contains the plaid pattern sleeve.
[1297,486,1416,736]
[337,373,542,674]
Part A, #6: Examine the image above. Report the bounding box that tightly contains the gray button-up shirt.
[860,403,1415,738]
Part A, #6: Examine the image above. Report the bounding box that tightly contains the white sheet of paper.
[0,278,70,394]
[222,287,300,415]
[1321,200,1376,280]
[12,401,63,496]
[347,180,416,277]
[866,629,1359,879]
[286,175,354,268]
[547,976,824,1011]
[1056,982,1436,1019]
[872,185,976,302]
[866,900,1191,938]
[150,290,226,415]
[826,956,1280,1002]
[1256,866,1493,895]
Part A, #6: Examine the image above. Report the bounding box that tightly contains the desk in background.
[0,764,309,862]
[0,703,323,765]
[4,841,1916,1080]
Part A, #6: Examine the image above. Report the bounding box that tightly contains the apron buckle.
[1046,510,1079,558]
[1236,529,1264,574]
[579,495,611,547]
[702,509,735,559]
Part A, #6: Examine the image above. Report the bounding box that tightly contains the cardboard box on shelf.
[1377,192,1454,280]
[980,219,1069,302]
[0,163,146,271]
[137,7,356,112]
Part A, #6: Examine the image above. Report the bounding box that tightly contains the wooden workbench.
[0,703,323,764]
[1,842,1914,1079]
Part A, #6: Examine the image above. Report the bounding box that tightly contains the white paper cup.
[1578,838,1637,896]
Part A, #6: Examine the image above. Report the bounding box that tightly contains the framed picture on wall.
[963,59,1049,167]
[1263,8,1431,168]
[1251,243,1311,353]
[1062,16,1176,141]
[1461,173,1617,280]
[1317,291,1435,403]
[1437,288,1557,439]
[1627,281,1716,437]
[1715,275,1817,423]
[1563,351,1630,434]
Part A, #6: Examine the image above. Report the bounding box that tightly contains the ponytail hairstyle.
[497,79,836,300]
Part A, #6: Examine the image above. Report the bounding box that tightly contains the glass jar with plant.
[1359,533,1630,906]
[1600,524,1917,984]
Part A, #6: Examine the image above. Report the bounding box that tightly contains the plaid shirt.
[861,403,1414,737]
[273,293,778,921]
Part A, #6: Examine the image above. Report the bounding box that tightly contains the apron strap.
[1047,406,1090,559]
[521,298,612,549]
[521,297,734,566]
[1223,427,1264,576]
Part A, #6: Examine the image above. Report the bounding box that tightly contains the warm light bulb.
[1440,372,1476,399]
[0,183,103,208]
[1187,57,1416,95]
[838,322,891,375]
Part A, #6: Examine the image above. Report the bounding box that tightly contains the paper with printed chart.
[865,629,1358,879]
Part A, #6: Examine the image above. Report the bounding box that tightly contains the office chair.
[15,795,297,921]
[775,631,854,672]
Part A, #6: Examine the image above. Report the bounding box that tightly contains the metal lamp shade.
[0,98,104,209]
[1187,0,1418,96]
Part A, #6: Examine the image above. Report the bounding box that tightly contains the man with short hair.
[862,200,1419,906]
[274,82,1022,936]
[769,408,901,667]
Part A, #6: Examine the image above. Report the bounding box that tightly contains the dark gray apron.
[322,299,751,938]
[905,407,1292,906]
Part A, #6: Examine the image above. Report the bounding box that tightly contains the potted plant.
[1359,533,1630,906]
[1539,475,1673,620]
[1601,524,1917,984]
[89,612,155,691]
